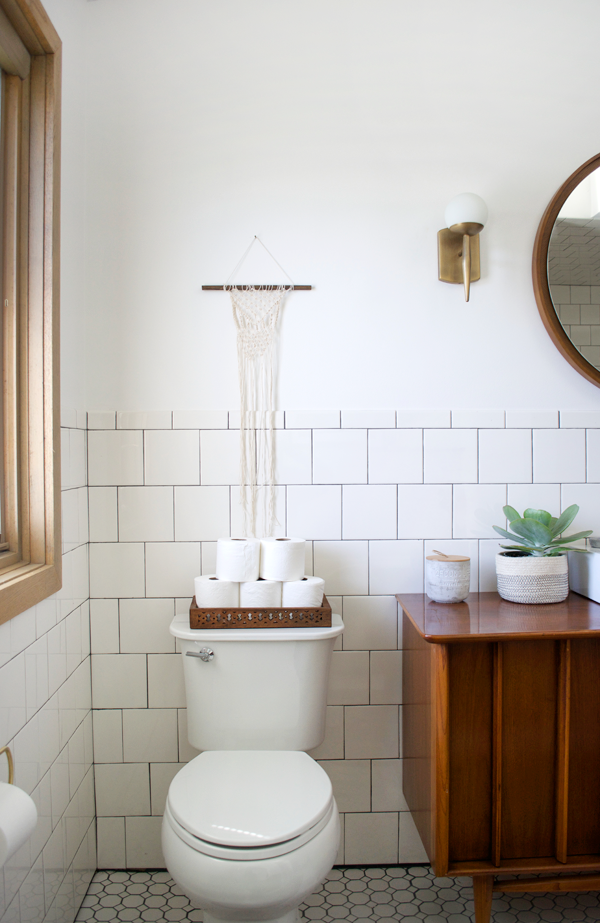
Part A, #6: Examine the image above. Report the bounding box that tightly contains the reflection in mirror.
[548,166,600,371]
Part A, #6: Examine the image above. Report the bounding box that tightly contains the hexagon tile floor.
[75,866,600,923]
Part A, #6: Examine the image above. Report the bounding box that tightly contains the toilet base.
[163,799,339,923]
[204,910,298,923]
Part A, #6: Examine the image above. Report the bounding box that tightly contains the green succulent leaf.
[549,530,593,545]
[508,518,553,545]
[551,504,580,537]
[502,505,521,524]
[495,504,589,556]
[499,544,534,553]
[523,508,552,527]
[493,526,531,543]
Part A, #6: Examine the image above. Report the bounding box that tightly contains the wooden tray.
[189,595,332,629]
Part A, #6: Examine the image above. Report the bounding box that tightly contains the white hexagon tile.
[75,867,600,923]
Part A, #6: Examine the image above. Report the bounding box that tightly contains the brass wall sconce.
[438,193,488,301]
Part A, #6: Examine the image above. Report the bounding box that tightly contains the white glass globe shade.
[445,193,488,230]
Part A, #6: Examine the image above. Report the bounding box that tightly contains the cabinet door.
[499,640,558,859]
[568,638,600,856]
[448,642,494,862]
[448,639,559,862]
[405,625,600,873]
[448,637,600,866]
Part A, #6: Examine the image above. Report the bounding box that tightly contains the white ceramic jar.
[426,553,470,603]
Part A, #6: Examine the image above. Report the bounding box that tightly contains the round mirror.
[533,152,600,388]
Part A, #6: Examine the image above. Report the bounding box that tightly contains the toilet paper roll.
[0,781,37,868]
[282,576,325,608]
[216,538,260,582]
[260,537,306,582]
[194,575,240,608]
[240,579,282,607]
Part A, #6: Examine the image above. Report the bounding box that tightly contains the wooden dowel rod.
[202,285,312,291]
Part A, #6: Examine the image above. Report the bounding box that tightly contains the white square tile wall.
[424,428,478,483]
[368,429,423,485]
[118,487,174,542]
[174,486,229,541]
[313,430,367,484]
[533,428,586,483]
[478,429,532,483]
[397,484,452,539]
[200,430,239,485]
[287,486,342,540]
[230,485,286,538]
[145,430,200,486]
[88,430,144,486]
[82,409,600,873]
[274,429,312,484]
[452,484,507,539]
[342,485,397,540]
[0,421,95,923]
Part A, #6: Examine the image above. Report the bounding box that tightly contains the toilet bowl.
[164,612,345,923]
[162,751,340,923]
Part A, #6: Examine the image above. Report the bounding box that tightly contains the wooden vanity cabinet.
[398,592,600,923]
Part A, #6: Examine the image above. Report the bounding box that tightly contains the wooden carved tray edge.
[189,595,332,629]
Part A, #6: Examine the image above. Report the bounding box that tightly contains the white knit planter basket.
[495,553,569,604]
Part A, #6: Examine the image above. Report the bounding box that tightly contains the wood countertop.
[396,591,600,642]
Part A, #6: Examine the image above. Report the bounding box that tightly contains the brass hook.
[0,746,14,784]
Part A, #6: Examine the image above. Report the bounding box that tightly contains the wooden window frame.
[0,0,61,625]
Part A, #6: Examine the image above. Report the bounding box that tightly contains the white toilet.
[162,611,344,923]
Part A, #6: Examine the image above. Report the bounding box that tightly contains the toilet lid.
[167,751,333,847]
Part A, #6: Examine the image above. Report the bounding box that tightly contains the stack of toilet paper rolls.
[194,537,325,609]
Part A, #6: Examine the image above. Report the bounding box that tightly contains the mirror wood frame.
[533,151,600,388]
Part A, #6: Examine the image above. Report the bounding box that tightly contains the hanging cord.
[224,236,295,290]
[225,237,256,289]
[254,237,295,287]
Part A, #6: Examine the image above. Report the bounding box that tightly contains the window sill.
[0,561,61,622]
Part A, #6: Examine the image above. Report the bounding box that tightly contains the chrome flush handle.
[186,647,214,662]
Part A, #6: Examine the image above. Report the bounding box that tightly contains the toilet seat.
[164,799,335,861]
[165,750,334,861]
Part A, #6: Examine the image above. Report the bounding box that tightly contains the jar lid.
[426,554,470,562]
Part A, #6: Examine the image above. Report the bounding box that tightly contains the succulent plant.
[493,504,592,557]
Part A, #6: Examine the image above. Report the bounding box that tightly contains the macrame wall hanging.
[203,238,311,538]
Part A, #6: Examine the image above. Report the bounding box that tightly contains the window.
[0,0,61,624]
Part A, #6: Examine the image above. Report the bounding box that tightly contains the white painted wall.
[79,0,600,412]
[46,0,89,417]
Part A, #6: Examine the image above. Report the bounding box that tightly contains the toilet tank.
[170,613,344,751]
